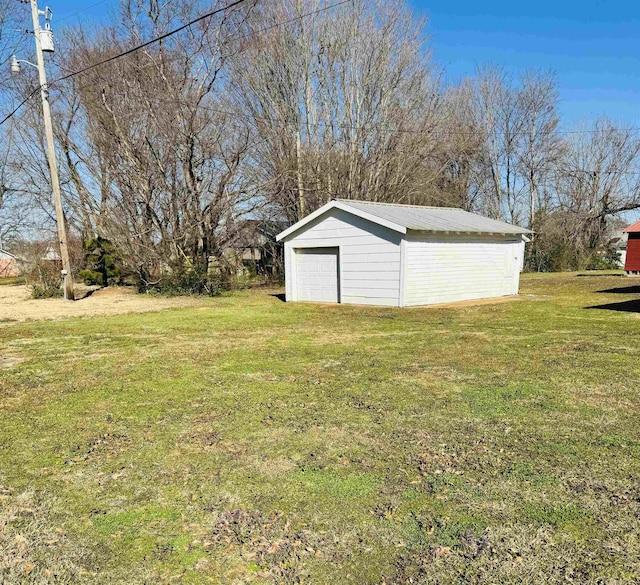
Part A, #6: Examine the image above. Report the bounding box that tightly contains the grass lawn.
[1,272,639,584]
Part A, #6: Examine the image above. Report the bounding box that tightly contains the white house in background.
[608,230,628,268]
[276,199,532,307]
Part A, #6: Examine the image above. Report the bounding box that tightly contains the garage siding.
[403,233,525,306]
[284,208,402,306]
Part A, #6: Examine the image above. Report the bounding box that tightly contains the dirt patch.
[408,295,534,310]
[0,356,24,368]
[0,285,202,324]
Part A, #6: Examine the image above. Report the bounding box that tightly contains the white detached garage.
[276,200,532,307]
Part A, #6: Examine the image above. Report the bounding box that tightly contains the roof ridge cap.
[336,199,461,211]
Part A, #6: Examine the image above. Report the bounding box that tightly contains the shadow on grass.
[576,273,625,278]
[586,300,640,313]
[596,286,640,295]
[270,293,287,302]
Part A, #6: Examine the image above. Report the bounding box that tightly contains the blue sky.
[410,0,640,128]
[49,0,639,128]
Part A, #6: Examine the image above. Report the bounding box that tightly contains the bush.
[81,237,123,286]
[79,269,106,286]
[585,246,621,270]
[25,261,62,299]
[134,255,276,297]
[139,266,223,297]
[31,282,62,299]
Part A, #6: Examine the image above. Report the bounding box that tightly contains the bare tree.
[5,0,640,279]
[229,0,445,222]
[467,66,527,223]
[17,0,260,286]
[516,70,563,230]
[0,0,34,248]
[555,118,640,264]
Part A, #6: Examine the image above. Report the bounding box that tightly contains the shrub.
[79,269,106,286]
[158,271,222,297]
[31,282,62,299]
[81,237,123,286]
[139,263,223,297]
[26,261,62,299]
[585,245,621,270]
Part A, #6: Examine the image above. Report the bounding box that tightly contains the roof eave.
[276,201,407,242]
[406,228,533,236]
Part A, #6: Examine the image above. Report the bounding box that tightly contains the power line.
[0,0,253,126]
[52,55,640,142]
[53,0,353,86]
[52,0,352,89]
[227,0,352,46]
[43,68,640,174]
[59,81,640,143]
[0,87,41,127]
[56,0,112,23]
[0,0,351,126]
[3,0,640,176]
[58,57,640,143]
[55,0,252,83]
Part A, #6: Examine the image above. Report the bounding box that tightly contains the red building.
[624,221,640,276]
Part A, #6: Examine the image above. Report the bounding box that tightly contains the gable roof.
[624,220,640,233]
[276,199,532,241]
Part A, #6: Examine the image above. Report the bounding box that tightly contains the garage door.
[295,248,339,303]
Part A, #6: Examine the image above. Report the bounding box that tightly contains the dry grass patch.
[0,285,203,324]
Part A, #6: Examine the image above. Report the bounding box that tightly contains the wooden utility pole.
[29,0,75,300]
[296,129,305,219]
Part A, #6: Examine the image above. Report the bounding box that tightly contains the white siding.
[619,249,627,268]
[403,233,525,307]
[284,208,402,306]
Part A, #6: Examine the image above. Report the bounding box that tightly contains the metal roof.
[623,220,640,233]
[276,199,532,241]
[337,200,532,235]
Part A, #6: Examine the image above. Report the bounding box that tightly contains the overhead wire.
[0,0,355,126]
[54,0,251,83]
[52,0,354,85]
[3,0,640,178]
[0,0,253,126]
[60,65,640,143]
[48,81,640,172]
[56,0,112,24]
[38,65,640,174]
[0,87,41,127]
[51,53,640,144]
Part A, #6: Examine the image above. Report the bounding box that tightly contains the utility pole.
[24,0,75,299]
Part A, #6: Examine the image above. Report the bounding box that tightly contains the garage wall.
[284,208,402,306]
[403,233,525,306]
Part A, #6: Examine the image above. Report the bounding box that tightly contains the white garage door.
[295,248,339,303]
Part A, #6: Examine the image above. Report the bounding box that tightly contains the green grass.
[0,275,24,286]
[1,272,639,583]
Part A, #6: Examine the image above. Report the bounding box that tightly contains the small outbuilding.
[276,199,532,307]
[623,221,640,276]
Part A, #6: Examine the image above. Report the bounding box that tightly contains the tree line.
[1,0,639,290]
